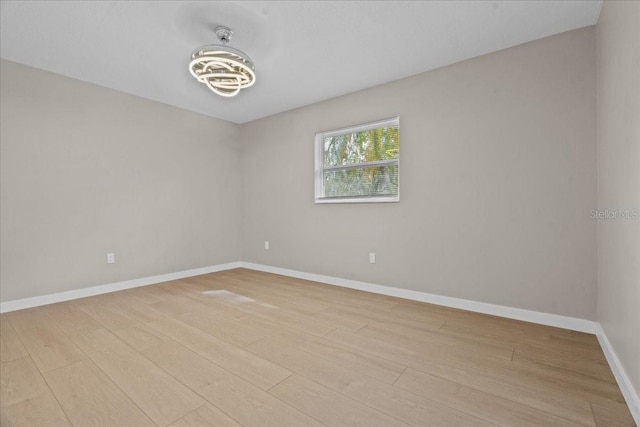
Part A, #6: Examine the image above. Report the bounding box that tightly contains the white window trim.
[314,117,400,204]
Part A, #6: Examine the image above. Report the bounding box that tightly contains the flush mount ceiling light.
[189,26,256,97]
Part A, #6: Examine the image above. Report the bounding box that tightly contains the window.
[315,117,399,203]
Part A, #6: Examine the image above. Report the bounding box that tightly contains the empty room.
[1,1,638,426]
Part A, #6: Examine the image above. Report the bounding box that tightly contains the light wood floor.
[1,268,635,427]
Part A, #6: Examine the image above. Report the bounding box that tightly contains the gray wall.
[0,60,242,301]
[241,27,598,320]
[1,28,600,322]
[596,0,640,401]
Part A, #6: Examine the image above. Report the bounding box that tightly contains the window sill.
[315,195,400,204]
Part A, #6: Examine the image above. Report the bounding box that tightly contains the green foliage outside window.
[322,125,399,198]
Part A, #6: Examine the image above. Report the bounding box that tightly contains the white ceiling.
[1,1,602,124]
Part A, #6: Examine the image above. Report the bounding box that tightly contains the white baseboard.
[240,262,598,334]
[1,260,598,332]
[0,262,241,313]
[596,324,640,425]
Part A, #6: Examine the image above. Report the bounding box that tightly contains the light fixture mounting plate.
[214,26,233,44]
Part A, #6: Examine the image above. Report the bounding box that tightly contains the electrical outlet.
[369,252,376,264]
[106,253,115,264]
[264,241,270,250]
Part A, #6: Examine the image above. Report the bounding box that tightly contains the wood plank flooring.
[0,268,635,426]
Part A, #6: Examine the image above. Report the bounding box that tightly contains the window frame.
[314,117,400,204]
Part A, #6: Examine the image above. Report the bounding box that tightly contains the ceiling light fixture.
[189,26,256,97]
